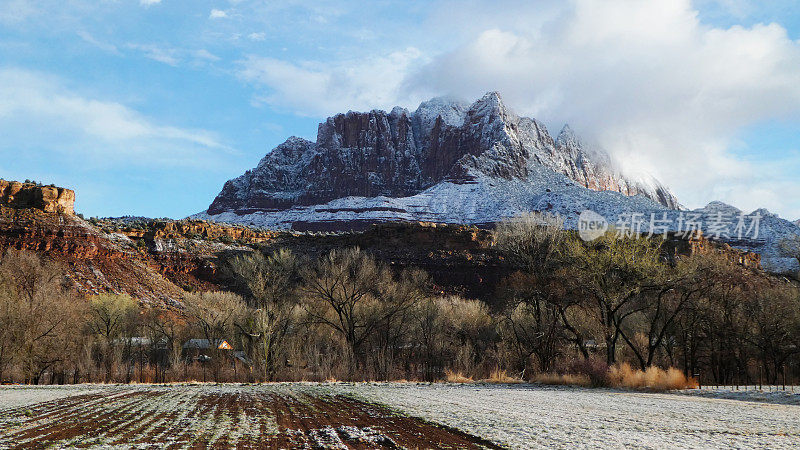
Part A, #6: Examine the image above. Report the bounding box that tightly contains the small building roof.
[182,339,233,350]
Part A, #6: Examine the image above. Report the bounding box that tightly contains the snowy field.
[0,383,798,448]
[0,385,102,409]
[679,386,800,405]
[328,383,800,449]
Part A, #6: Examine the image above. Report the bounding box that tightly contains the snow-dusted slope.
[194,166,799,274]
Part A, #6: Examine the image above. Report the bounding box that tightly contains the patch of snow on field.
[0,385,101,410]
[679,387,800,406]
[329,383,800,449]
[2,383,799,448]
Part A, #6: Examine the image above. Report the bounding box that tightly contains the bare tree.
[301,248,421,378]
[566,232,664,365]
[495,213,582,370]
[87,294,138,381]
[225,249,300,380]
[495,212,566,271]
[744,285,800,384]
[0,276,16,382]
[0,250,87,384]
[183,291,245,381]
[614,256,709,369]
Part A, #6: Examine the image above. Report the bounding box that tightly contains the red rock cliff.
[0,180,75,215]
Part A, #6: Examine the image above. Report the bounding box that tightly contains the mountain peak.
[557,124,575,139]
[699,201,742,215]
[555,124,580,147]
[414,96,468,136]
[468,91,506,117]
[480,90,504,104]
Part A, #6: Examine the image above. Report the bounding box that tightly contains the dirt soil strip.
[0,388,502,449]
[270,393,503,449]
[8,390,165,446]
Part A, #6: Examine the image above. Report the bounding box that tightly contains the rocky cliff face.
[0,181,268,306]
[207,92,679,217]
[98,217,278,243]
[0,180,75,214]
[0,205,190,306]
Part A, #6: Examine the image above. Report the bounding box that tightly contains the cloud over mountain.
[238,0,800,218]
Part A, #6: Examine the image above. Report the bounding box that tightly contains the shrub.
[607,363,697,391]
[532,373,591,387]
[484,367,522,383]
[443,369,473,383]
[565,357,610,387]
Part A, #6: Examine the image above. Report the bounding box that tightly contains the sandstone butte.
[0,180,75,214]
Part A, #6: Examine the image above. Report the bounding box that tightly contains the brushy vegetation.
[530,362,696,390]
[444,369,473,383]
[0,212,798,389]
[531,372,591,387]
[607,364,697,390]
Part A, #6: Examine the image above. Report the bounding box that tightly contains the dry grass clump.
[607,363,697,391]
[532,373,591,387]
[443,369,473,383]
[483,368,523,384]
[530,358,696,391]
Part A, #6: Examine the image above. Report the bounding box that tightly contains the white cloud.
[0,68,228,166]
[400,0,800,215]
[140,0,162,5]
[209,9,228,19]
[193,49,220,61]
[127,43,179,66]
[248,32,266,41]
[76,30,120,54]
[0,0,38,24]
[125,44,220,67]
[238,47,425,116]
[235,0,800,216]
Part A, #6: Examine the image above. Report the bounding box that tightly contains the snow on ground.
[679,386,800,406]
[327,383,800,449]
[0,385,101,410]
[2,383,798,448]
[196,168,800,274]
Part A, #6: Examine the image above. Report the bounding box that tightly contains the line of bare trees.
[1,214,798,385]
[494,213,800,385]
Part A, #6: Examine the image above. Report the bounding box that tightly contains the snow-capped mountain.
[196,92,799,274]
[206,92,678,217]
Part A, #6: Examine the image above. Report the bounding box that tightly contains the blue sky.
[1,0,799,220]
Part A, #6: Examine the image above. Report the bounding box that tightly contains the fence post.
[759,366,762,391]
